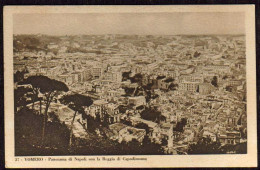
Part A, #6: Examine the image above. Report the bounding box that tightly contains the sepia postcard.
[4,5,257,168]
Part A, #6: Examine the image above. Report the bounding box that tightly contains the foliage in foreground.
[15,107,165,156]
[187,137,247,154]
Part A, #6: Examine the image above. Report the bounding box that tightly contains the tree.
[112,136,166,155]
[234,142,247,154]
[118,105,127,114]
[14,70,26,83]
[225,85,233,92]
[188,137,224,154]
[219,142,247,154]
[123,87,135,96]
[102,112,110,127]
[130,73,143,84]
[135,122,150,134]
[41,78,68,145]
[168,82,178,91]
[164,77,174,83]
[196,86,199,93]
[14,86,32,112]
[159,115,167,123]
[23,76,49,110]
[15,107,71,156]
[95,113,101,123]
[211,76,218,87]
[60,94,93,147]
[193,51,201,58]
[161,137,168,146]
[141,135,165,154]
[122,71,131,81]
[25,76,68,145]
[173,118,187,133]
[222,75,228,80]
[144,90,152,102]
[140,107,163,123]
[156,75,166,80]
[143,83,153,91]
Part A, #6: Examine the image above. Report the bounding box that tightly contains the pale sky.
[13,12,245,35]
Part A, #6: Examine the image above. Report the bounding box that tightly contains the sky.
[13,12,245,35]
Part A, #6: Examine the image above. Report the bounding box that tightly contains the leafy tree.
[112,136,165,155]
[123,87,135,96]
[234,142,247,154]
[164,77,174,83]
[168,82,178,91]
[173,118,187,133]
[41,78,68,145]
[25,76,69,145]
[42,78,68,130]
[14,70,26,83]
[135,122,150,134]
[134,86,143,96]
[225,85,233,92]
[144,90,152,102]
[15,107,70,156]
[121,118,132,126]
[84,113,102,133]
[188,137,224,154]
[118,105,127,114]
[102,112,110,127]
[159,115,167,123]
[69,133,165,155]
[196,86,199,93]
[140,107,164,123]
[130,73,143,84]
[23,76,48,110]
[211,76,218,87]
[222,75,228,80]
[193,51,201,58]
[218,142,247,154]
[161,137,168,146]
[239,126,247,139]
[95,113,101,123]
[156,75,166,80]
[122,71,131,81]
[14,86,32,112]
[60,94,93,147]
[140,135,165,154]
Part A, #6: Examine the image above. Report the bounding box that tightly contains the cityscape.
[13,33,247,155]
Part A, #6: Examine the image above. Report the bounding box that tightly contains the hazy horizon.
[13,12,245,36]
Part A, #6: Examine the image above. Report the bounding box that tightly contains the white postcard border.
[4,5,257,168]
